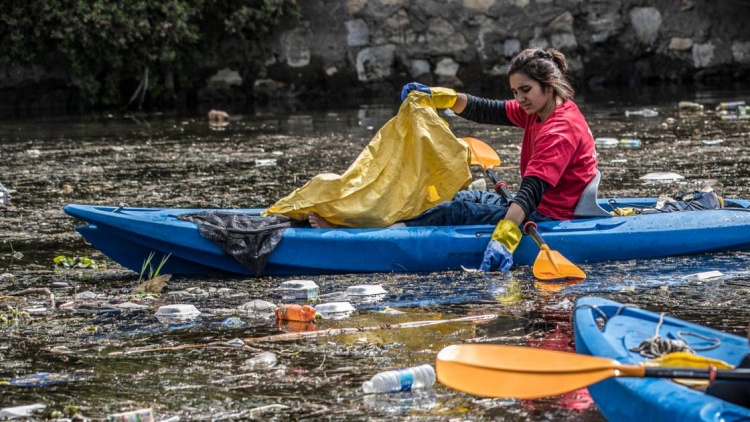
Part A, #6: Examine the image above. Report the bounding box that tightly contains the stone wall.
[3,0,750,112]
[252,0,750,102]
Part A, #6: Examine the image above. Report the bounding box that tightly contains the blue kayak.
[64,197,750,276]
[573,297,750,421]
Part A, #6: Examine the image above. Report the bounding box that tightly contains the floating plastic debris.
[701,139,724,146]
[715,101,746,111]
[0,404,46,419]
[221,317,244,328]
[639,172,685,182]
[345,284,387,304]
[154,304,201,324]
[683,270,723,281]
[8,372,80,387]
[377,307,406,315]
[595,138,641,148]
[315,302,355,319]
[625,109,659,117]
[245,351,278,370]
[595,138,619,148]
[276,280,320,301]
[239,299,277,318]
[107,408,154,422]
[255,158,277,167]
[678,101,704,111]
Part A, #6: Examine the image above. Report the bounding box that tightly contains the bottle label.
[398,372,415,391]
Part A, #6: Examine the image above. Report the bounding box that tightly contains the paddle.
[436,344,750,399]
[461,137,585,281]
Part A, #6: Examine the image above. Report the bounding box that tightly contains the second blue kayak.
[573,296,750,422]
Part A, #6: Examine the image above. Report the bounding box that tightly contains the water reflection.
[3,85,750,420]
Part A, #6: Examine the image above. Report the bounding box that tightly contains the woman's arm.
[454,94,514,126]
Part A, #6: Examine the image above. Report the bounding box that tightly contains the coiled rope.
[573,304,721,358]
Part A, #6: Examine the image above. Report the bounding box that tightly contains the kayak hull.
[573,296,750,422]
[64,198,750,275]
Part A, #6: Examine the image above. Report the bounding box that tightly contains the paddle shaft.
[645,366,750,381]
[486,169,549,250]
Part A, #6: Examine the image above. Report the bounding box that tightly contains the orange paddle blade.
[533,245,587,281]
[435,344,642,399]
[461,137,500,170]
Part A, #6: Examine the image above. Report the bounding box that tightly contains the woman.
[398,47,598,272]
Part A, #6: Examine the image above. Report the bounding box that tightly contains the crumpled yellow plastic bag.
[262,92,472,227]
[644,351,734,388]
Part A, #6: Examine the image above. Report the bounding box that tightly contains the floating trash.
[276,280,320,301]
[683,270,723,281]
[0,404,46,419]
[377,307,406,315]
[595,138,641,148]
[595,138,619,148]
[245,351,278,370]
[315,302,355,320]
[107,408,154,422]
[639,172,685,182]
[345,284,387,304]
[8,372,81,387]
[154,304,201,324]
[701,139,725,146]
[678,101,704,111]
[625,109,659,117]
[239,299,277,318]
[221,317,244,328]
[715,101,746,111]
[255,158,277,167]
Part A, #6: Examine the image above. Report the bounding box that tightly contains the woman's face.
[509,72,553,115]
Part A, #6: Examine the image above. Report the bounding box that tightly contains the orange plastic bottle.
[275,304,318,322]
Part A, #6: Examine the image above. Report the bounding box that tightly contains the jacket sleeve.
[457,94,515,126]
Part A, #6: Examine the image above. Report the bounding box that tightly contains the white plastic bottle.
[361,364,436,394]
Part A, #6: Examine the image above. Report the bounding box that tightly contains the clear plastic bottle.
[245,351,277,370]
[362,364,436,394]
[716,100,746,111]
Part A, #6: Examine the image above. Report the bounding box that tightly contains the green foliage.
[138,252,171,282]
[54,255,106,269]
[0,0,299,105]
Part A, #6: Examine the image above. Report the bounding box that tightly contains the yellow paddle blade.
[435,344,640,399]
[461,137,500,170]
[533,245,587,281]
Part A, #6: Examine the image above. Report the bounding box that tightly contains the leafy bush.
[0,0,299,106]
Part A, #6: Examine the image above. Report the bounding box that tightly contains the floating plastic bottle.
[0,182,10,205]
[275,304,319,322]
[362,364,436,394]
[625,109,658,117]
[715,101,746,111]
[245,351,277,370]
[619,138,642,148]
[594,138,641,148]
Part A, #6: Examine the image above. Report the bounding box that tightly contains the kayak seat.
[574,170,612,218]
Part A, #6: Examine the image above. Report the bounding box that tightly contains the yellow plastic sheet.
[262,92,472,227]
[645,351,734,388]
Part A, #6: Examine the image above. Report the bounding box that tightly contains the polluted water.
[3,87,750,420]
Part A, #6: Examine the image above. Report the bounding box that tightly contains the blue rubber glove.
[480,219,522,272]
[400,82,431,101]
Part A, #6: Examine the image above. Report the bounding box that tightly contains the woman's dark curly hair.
[509,48,574,101]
